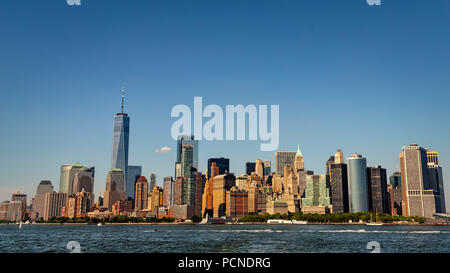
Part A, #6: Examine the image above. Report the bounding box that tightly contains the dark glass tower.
[111,88,130,189]
[207,158,229,179]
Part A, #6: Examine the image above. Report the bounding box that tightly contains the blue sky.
[1,0,450,206]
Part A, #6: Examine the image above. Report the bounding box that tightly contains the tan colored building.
[266,200,288,215]
[43,192,68,220]
[134,176,149,211]
[202,162,218,217]
[302,206,329,214]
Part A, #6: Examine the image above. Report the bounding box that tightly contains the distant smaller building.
[266,200,288,215]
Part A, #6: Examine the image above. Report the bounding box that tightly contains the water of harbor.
[1,224,449,253]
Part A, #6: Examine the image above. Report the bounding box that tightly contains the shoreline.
[1,222,447,226]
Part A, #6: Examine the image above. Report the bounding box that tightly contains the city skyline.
[1,0,450,208]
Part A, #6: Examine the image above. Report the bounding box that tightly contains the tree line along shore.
[0,212,426,225]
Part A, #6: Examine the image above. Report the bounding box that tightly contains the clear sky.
[1,0,450,206]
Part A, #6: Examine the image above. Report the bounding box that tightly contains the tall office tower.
[387,184,403,216]
[59,163,84,195]
[212,172,236,218]
[149,186,163,212]
[194,173,206,217]
[330,159,349,214]
[255,159,264,178]
[389,172,401,188]
[226,187,248,221]
[173,177,185,205]
[367,166,389,214]
[163,176,174,207]
[176,135,199,170]
[207,158,230,179]
[183,173,197,208]
[111,88,130,190]
[297,170,314,200]
[348,154,369,212]
[245,162,256,175]
[263,160,271,176]
[126,166,141,200]
[325,156,335,177]
[181,145,194,178]
[72,166,95,194]
[43,192,68,220]
[282,170,301,213]
[175,163,182,178]
[334,149,344,164]
[11,192,27,220]
[202,162,219,217]
[149,173,157,191]
[33,181,53,219]
[134,176,149,211]
[400,144,438,218]
[428,162,446,213]
[103,169,126,210]
[275,151,296,176]
[294,145,305,173]
[6,201,23,222]
[301,174,331,214]
[427,151,439,165]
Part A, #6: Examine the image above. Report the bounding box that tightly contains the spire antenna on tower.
[121,87,125,114]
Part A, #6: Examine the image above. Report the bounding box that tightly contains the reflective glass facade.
[111,113,129,187]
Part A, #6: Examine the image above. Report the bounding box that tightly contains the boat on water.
[97,222,103,226]
[366,222,383,226]
[267,219,293,224]
[291,220,308,225]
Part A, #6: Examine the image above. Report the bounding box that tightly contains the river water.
[1,224,449,253]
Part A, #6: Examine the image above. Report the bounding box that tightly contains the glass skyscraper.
[111,88,130,188]
[176,135,198,170]
[347,154,369,212]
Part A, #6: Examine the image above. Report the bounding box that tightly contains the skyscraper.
[389,172,401,188]
[207,158,230,179]
[301,174,331,214]
[181,145,194,178]
[255,159,264,178]
[263,160,271,176]
[245,162,256,175]
[400,144,438,218]
[126,166,142,200]
[72,166,95,194]
[427,161,446,213]
[103,169,126,210]
[33,180,54,219]
[163,176,174,207]
[149,173,157,191]
[134,176,149,211]
[348,154,369,212]
[293,145,304,173]
[330,150,349,214]
[43,192,68,220]
[176,135,199,175]
[367,166,389,214]
[111,88,130,190]
[275,151,296,176]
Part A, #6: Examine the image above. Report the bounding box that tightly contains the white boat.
[292,220,308,225]
[199,214,209,225]
[267,219,292,224]
[366,222,383,226]
[97,222,103,226]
